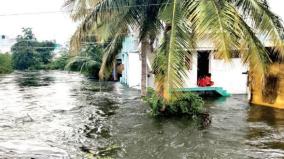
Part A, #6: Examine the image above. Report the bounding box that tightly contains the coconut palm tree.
[65,43,103,78]
[65,0,165,97]
[65,0,284,104]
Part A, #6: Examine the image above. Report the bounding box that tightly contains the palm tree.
[65,0,165,97]
[65,43,103,78]
[65,0,284,104]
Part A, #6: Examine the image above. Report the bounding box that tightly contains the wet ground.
[0,71,284,158]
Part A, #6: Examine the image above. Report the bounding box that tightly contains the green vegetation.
[8,28,103,78]
[47,47,70,70]
[11,28,56,70]
[0,53,13,74]
[65,43,103,78]
[66,0,284,116]
[48,53,69,70]
[145,88,204,117]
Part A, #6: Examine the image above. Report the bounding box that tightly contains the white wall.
[120,53,128,84]
[211,57,248,94]
[126,53,141,89]
[182,54,248,94]
[183,54,198,88]
[121,36,249,94]
[0,36,16,53]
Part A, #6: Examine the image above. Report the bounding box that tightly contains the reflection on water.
[248,105,284,127]
[0,71,284,158]
[245,106,284,158]
[15,71,55,87]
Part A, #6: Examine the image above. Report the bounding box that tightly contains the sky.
[0,0,283,45]
[0,0,77,44]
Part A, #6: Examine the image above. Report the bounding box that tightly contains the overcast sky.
[0,0,77,44]
[0,0,283,44]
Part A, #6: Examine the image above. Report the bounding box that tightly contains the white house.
[0,35,16,53]
[116,35,142,89]
[116,36,251,95]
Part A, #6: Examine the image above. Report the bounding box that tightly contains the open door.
[197,51,210,81]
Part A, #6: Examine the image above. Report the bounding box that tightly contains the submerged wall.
[251,63,284,109]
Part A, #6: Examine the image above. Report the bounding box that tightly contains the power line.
[0,3,172,17]
[0,10,67,17]
[0,42,111,47]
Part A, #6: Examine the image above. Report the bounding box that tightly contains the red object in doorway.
[198,75,214,87]
[204,76,214,86]
[198,77,207,87]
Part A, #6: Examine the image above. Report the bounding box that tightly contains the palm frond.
[65,56,100,74]
[138,0,166,42]
[153,0,194,102]
[68,0,139,53]
[223,1,270,76]
[97,6,142,79]
[232,0,284,57]
[189,0,271,75]
[99,29,127,79]
[191,0,240,61]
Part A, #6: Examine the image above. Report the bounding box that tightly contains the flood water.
[0,71,284,159]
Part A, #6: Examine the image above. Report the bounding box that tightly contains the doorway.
[197,51,210,79]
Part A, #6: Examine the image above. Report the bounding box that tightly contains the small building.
[115,32,284,109]
[183,51,248,95]
[116,37,249,95]
[0,35,16,53]
[116,36,141,89]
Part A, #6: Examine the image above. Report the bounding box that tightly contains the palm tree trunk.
[141,39,151,97]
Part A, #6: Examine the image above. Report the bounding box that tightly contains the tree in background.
[48,47,70,70]
[35,41,57,65]
[0,53,13,74]
[65,43,103,78]
[11,28,56,70]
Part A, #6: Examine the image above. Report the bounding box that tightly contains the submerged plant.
[65,56,101,77]
[0,53,13,74]
[145,88,204,117]
[65,43,103,78]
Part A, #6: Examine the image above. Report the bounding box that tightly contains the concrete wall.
[118,36,141,89]
[182,54,248,94]
[0,36,16,53]
[119,36,249,94]
[120,52,141,89]
[210,57,248,94]
[251,64,284,109]
[126,53,141,89]
[121,50,249,94]
[183,54,198,88]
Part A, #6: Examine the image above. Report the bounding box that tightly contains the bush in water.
[0,53,13,74]
[145,88,205,117]
[48,54,69,70]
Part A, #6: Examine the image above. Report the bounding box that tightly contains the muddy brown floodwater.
[0,71,284,159]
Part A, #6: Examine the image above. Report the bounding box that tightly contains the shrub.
[145,88,205,117]
[64,44,103,78]
[0,53,13,74]
[48,54,69,70]
[11,28,56,70]
[65,56,101,78]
